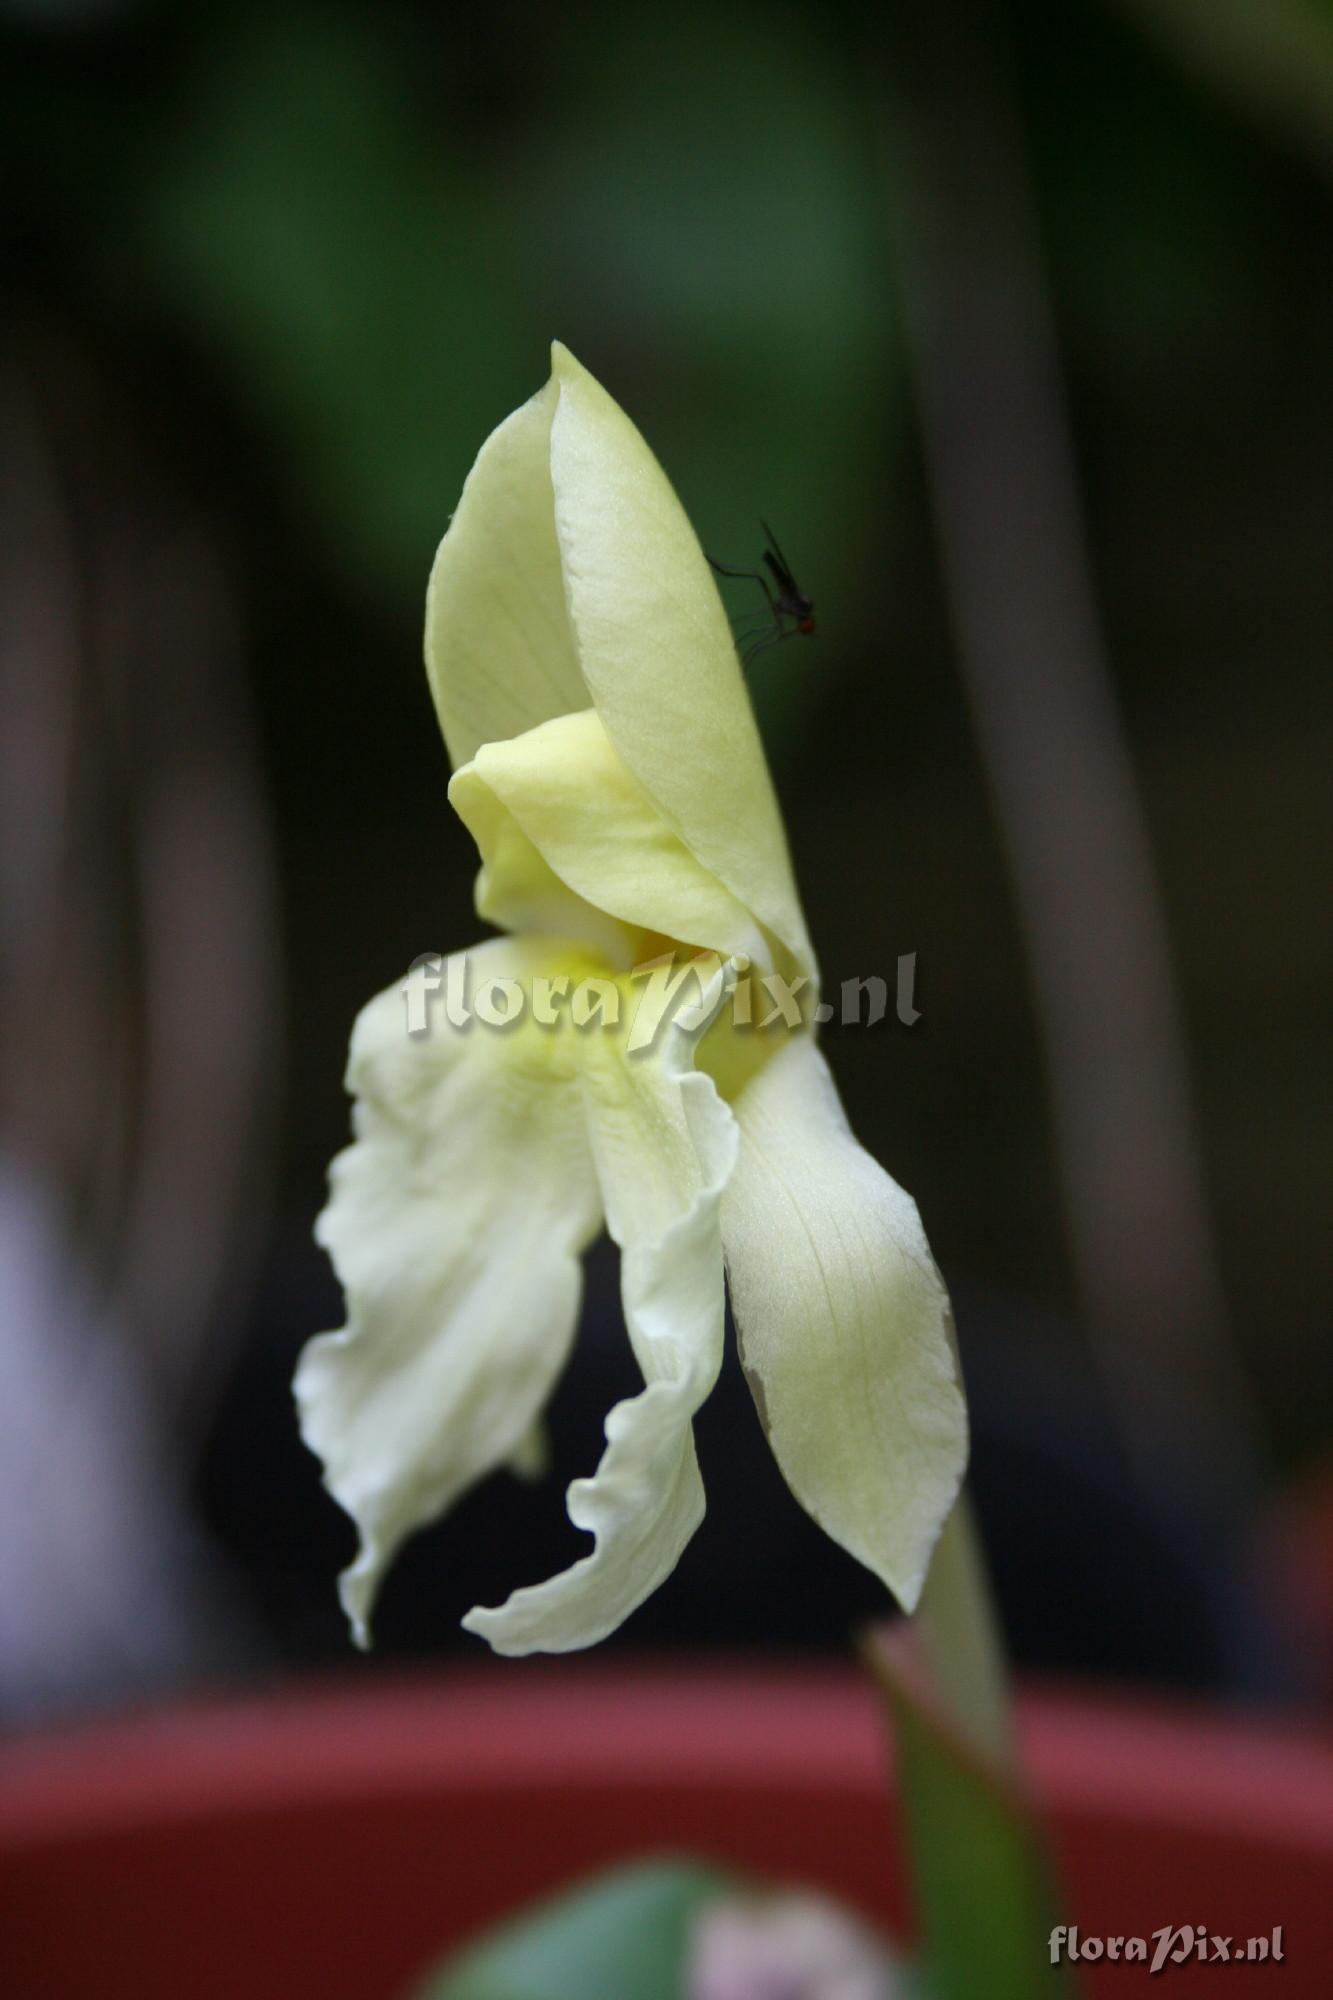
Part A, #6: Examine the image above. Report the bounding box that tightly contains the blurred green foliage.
[411,1861,733,2000]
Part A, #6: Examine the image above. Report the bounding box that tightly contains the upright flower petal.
[424,376,587,768]
[549,344,814,978]
[424,342,814,977]
[295,936,602,1645]
[720,1035,967,1613]
[464,972,738,1654]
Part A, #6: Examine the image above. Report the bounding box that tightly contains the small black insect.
[709,521,816,666]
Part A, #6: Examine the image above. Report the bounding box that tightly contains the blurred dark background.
[2,0,1329,1718]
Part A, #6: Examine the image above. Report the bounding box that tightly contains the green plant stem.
[915,1491,1014,1770]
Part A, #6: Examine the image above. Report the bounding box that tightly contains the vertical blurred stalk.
[918,1492,1015,1768]
[876,4,1265,1515]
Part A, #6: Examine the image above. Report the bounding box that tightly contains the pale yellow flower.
[295,345,966,1655]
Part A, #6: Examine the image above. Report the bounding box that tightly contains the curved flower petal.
[452,709,772,969]
[719,1034,967,1612]
[549,344,814,978]
[464,972,738,1654]
[424,376,587,769]
[295,936,602,1645]
[452,762,641,969]
[425,344,813,978]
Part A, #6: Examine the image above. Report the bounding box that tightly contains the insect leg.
[708,555,779,616]
[741,622,796,667]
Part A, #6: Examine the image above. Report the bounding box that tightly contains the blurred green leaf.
[864,1629,1080,2000]
[135,5,529,601]
[409,1859,732,2000]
